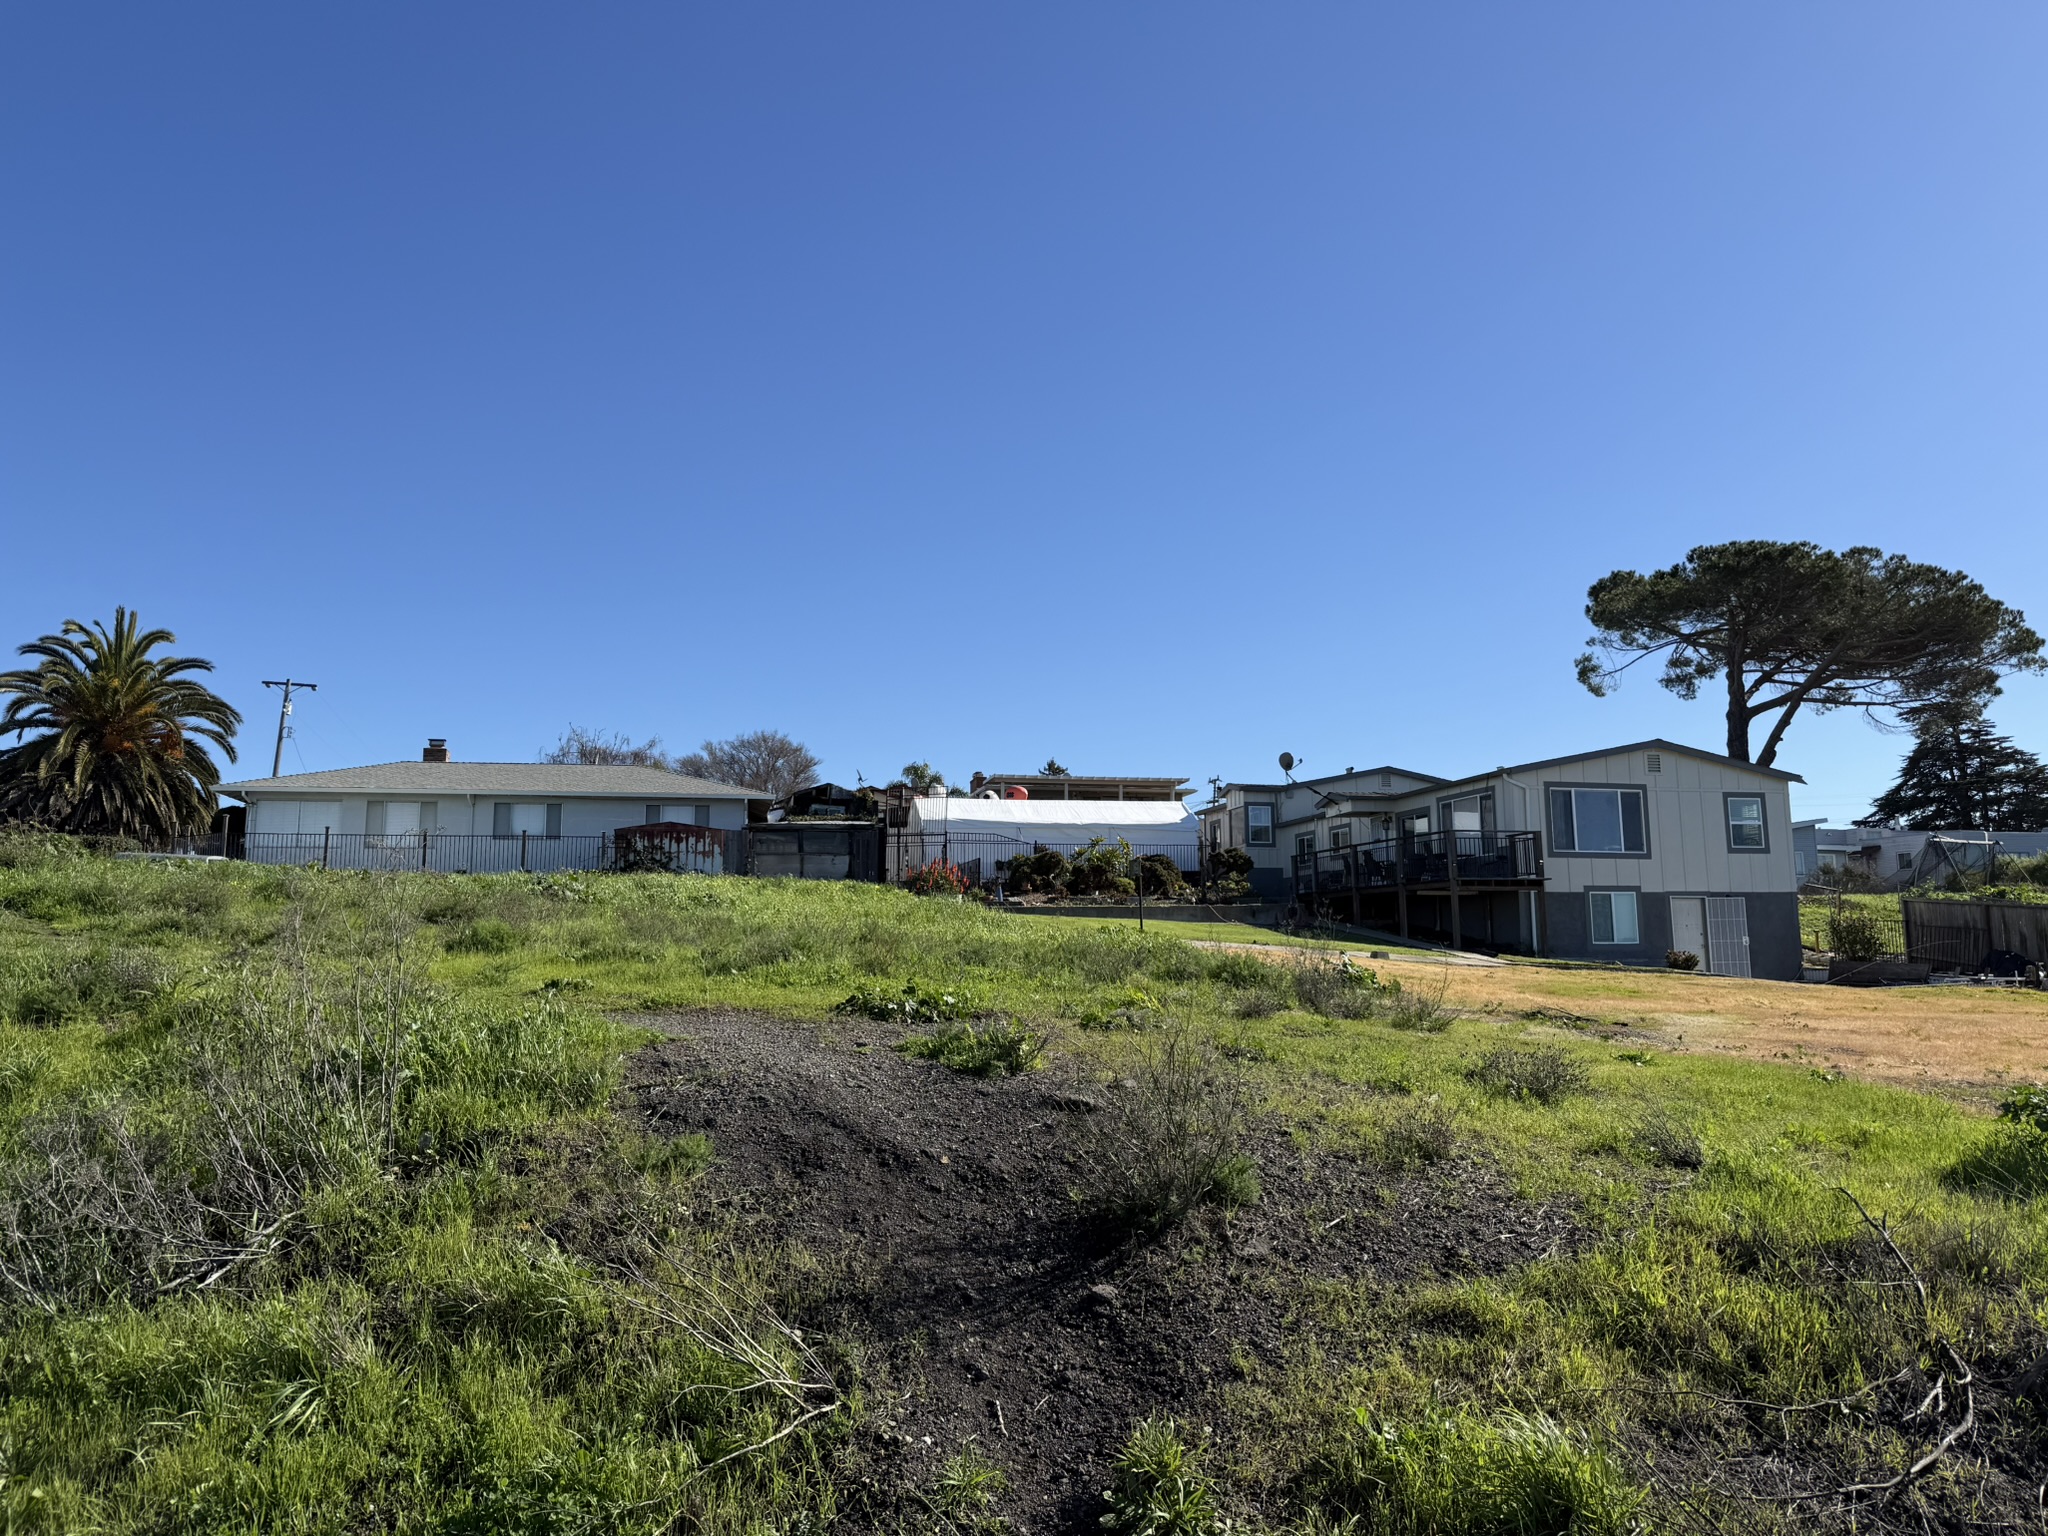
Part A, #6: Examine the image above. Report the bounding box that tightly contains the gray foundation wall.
[1541,889,1802,980]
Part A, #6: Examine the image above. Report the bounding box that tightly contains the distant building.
[966,772,1192,802]
[1796,821,2048,888]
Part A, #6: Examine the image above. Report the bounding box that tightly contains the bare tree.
[675,730,821,799]
[542,726,671,768]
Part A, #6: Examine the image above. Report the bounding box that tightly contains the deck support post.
[1446,831,1462,950]
[1395,837,1410,940]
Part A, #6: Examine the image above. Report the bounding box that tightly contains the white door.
[1705,897,1752,978]
[1670,898,1706,967]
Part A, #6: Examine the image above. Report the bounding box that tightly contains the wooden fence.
[1900,898,2048,971]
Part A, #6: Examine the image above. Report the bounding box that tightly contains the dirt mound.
[624,1011,1585,1532]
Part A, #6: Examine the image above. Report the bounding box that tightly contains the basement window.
[1588,890,1640,945]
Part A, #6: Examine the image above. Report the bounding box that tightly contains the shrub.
[1998,1083,2048,1134]
[897,1017,1045,1077]
[1292,954,1388,1019]
[1665,949,1699,971]
[1003,848,1069,895]
[1467,1046,1591,1105]
[1074,1027,1258,1231]
[447,917,522,954]
[834,981,976,1025]
[904,860,972,897]
[2,945,177,1025]
[1133,854,1190,901]
[1377,1099,1457,1168]
[1824,907,1890,961]
[1206,951,1277,989]
[1204,847,1254,902]
[1101,1419,1216,1536]
[1066,838,1135,899]
[1312,1407,1643,1536]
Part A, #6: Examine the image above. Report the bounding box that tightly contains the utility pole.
[262,679,317,777]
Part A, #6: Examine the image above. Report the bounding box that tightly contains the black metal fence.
[241,829,739,875]
[887,832,1202,884]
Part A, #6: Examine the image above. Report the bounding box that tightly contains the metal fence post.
[321,827,331,870]
[521,829,529,873]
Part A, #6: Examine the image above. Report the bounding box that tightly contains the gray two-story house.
[1201,739,1802,979]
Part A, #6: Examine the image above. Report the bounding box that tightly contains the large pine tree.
[1864,710,2048,831]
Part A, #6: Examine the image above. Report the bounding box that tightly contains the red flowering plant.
[903,859,971,896]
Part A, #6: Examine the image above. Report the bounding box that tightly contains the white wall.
[241,793,750,838]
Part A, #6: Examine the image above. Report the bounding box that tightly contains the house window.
[1588,890,1640,945]
[1296,832,1316,856]
[1331,824,1351,849]
[493,803,562,839]
[1549,787,1647,854]
[368,801,438,837]
[1247,805,1274,846]
[1898,852,1914,871]
[645,804,663,824]
[1208,821,1221,850]
[1441,791,1494,833]
[1725,795,1766,851]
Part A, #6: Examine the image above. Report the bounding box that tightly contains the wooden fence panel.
[1901,898,2048,970]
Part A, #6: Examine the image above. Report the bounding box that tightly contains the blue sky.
[4,4,2044,820]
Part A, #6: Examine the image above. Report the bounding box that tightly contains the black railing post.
[521,829,529,873]
[1395,831,1410,940]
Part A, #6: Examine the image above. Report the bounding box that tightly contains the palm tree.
[0,609,241,840]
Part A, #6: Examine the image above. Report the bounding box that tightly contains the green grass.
[1006,913,1445,957]
[1,840,2044,1529]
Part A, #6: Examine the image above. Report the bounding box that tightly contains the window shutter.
[546,804,562,839]
[494,803,512,837]
[366,801,387,836]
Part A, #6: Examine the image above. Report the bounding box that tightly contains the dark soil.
[622,1009,1587,1533]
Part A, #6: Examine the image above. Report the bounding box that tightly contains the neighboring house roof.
[1215,740,1803,798]
[222,762,763,800]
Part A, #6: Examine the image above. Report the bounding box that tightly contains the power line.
[261,679,318,777]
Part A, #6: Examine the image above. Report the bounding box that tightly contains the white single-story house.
[1201,739,1803,978]
[221,739,765,872]
[891,796,1201,881]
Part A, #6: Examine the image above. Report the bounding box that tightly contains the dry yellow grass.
[1367,955,2048,1090]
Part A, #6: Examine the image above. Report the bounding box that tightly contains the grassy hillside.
[1,839,2044,1532]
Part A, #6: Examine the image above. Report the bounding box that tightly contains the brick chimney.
[422,738,449,763]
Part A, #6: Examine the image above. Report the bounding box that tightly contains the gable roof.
[222,762,764,800]
[1212,740,1803,800]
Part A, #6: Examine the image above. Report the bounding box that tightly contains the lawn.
[1004,911,1445,958]
[1,839,2044,1532]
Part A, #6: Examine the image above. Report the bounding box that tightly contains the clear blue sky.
[5,5,2044,820]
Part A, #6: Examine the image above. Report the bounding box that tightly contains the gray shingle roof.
[222,762,764,799]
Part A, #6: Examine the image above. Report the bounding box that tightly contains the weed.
[1633,1111,1704,1170]
[932,1439,1009,1518]
[1377,969,1455,1033]
[1613,1049,1655,1066]
[1998,1082,2048,1134]
[1665,949,1700,971]
[898,1017,1045,1077]
[630,1131,714,1184]
[1101,1418,1216,1536]
[1080,989,1165,1031]
[1075,1027,1258,1232]
[1467,1046,1591,1105]
[1292,955,1384,1020]
[836,981,977,1025]
[1376,1099,1457,1169]
[447,918,521,955]
[1312,1407,1643,1535]
[1945,1123,2048,1199]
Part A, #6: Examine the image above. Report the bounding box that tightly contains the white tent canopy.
[904,796,1200,863]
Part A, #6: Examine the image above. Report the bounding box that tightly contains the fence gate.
[1704,897,1753,978]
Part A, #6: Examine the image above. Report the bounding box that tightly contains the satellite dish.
[1278,752,1295,774]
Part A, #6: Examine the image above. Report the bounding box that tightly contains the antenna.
[262,679,318,777]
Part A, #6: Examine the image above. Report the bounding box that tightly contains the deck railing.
[1292,829,1543,897]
